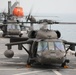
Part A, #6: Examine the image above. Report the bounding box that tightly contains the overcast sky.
[0,0,76,14]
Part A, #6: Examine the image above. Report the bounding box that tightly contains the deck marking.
[13,70,42,75]
[0,61,26,65]
[0,68,28,71]
[52,70,62,75]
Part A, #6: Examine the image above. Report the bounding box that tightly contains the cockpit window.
[37,41,64,51]
[7,24,20,30]
[48,42,54,50]
[37,41,48,51]
[54,41,64,51]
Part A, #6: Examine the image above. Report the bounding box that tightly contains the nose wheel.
[4,50,14,58]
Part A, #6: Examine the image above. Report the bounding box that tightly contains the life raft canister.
[13,7,24,17]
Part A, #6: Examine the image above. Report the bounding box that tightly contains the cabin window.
[54,41,64,51]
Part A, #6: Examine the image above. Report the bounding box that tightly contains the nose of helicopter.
[38,50,65,64]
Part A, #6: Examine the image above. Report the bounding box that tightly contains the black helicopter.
[3,15,76,67]
[0,1,26,37]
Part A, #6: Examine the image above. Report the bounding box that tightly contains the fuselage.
[34,39,66,65]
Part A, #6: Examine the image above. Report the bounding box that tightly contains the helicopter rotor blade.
[56,22,76,24]
[31,15,59,18]
[3,21,76,25]
[26,5,34,22]
[38,19,76,25]
[1,18,76,25]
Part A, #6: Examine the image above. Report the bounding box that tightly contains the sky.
[0,0,76,14]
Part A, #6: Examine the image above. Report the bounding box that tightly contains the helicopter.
[0,1,26,37]
[3,17,76,68]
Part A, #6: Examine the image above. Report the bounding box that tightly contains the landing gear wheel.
[75,52,76,57]
[26,58,32,68]
[61,62,69,68]
[2,34,5,37]
[65,59,70,63]
[27,57,32,65]
[19,34,22,37]
[61,62,66,67]
[4,50,14,58]
[27,57,35,65]
[61,59,69,68]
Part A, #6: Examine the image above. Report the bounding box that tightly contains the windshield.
[37,41,48,51]
[37,41,64,51]
[7,24,21,30]
[54,41,64,51]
